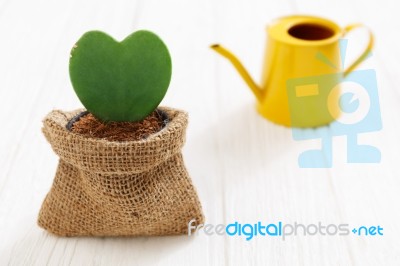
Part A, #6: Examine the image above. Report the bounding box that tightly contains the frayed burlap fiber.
[38,107,204,236]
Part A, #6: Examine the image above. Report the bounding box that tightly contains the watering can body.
[212,15,373,127]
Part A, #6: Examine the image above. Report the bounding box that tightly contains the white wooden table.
[1,0,399,265]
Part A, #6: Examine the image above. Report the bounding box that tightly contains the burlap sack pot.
[38,107,204,237]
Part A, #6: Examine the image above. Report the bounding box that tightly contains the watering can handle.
[342,24,374,77]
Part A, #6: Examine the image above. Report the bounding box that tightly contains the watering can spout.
[211,44,263,102]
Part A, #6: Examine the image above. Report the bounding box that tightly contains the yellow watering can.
[211,15,373,127]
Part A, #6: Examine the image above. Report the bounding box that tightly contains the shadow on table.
[2,226,196,264]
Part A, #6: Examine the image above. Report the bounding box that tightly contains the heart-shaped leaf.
[69,30,172,122]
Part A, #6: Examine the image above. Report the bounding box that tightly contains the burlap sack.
[38,107,204,237]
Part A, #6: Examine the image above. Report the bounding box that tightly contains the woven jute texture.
[38,107,204,237]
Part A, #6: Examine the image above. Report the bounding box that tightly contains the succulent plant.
[69,30,172,122]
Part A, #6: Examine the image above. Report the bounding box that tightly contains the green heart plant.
[69,30,172,122]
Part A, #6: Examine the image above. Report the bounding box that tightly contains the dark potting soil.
[68,110,168,142]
